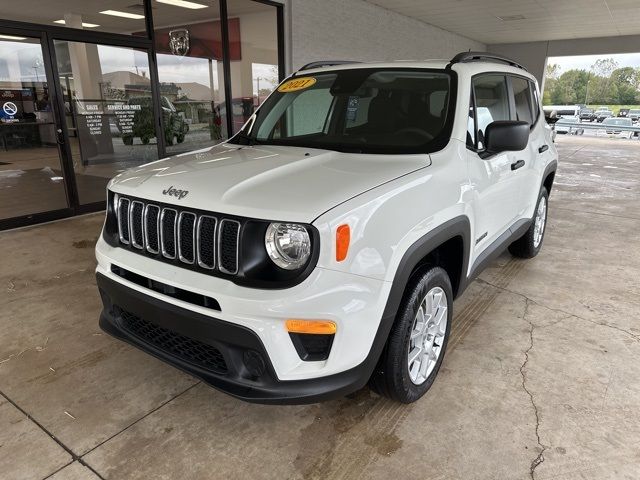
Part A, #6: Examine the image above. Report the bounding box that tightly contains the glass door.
[0,33,70,221]
[52,40,160,206]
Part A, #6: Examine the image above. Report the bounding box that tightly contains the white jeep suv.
[95,52,558,404]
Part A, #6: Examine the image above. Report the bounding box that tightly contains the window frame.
[468,72,512,153]
[467,71,540,154]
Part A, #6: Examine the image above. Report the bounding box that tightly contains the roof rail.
[447,51,527,71]
[298,60,360,72]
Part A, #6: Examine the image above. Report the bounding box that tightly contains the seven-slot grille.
[116,195,240,275]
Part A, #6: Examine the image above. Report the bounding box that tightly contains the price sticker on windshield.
[278,77,317,93]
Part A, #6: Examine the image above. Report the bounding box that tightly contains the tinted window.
[471,74,510,150]
[511,77,533,125]
[237,69,453,154]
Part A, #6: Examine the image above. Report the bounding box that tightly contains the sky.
[548,52,640,73]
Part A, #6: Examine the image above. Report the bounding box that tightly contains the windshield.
[231,69,454,154]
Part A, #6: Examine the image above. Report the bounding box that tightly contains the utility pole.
[585,70,591,107]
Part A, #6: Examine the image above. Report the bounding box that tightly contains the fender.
[359,216,471,363]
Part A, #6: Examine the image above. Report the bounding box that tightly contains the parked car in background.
[601,117,633,138]
[543,105,580,118]
[579,108,596,122]
[628,109,640,122]
[618,108,630,118]
[556,117,584,135]
[596,109,613,122]
[121,96,188,146]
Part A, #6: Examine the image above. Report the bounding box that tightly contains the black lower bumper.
[96,273,371,404]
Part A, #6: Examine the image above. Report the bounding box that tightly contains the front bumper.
[97,273,375,404]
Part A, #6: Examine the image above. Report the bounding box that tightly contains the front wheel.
[369,266,452,403]
[508,187,548,258]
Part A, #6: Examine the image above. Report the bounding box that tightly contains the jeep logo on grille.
[162,186,189,200]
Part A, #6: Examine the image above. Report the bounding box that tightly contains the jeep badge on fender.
[96,52,558,405]
[162,186,189,200]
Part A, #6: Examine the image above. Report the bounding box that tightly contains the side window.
[290,89,334,136]
[471,74,510,150]
[467,92,476,147]
[511,76,533,125]
[257,87,334,139]
[530,81,541,123]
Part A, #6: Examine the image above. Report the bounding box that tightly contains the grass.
[586,105,640,115]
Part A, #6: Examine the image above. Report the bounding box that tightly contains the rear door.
[508,76,539,218]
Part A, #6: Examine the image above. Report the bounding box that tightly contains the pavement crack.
[520,298,547,480]
[0,337,49,366]
[476,278,640,342]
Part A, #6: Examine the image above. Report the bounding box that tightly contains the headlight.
[265,223,311,270]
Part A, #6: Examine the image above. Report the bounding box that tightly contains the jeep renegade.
[96,52,558,404]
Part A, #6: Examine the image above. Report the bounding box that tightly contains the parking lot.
[1,134,640,480]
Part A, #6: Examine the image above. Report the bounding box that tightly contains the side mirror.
[484,120,529,154]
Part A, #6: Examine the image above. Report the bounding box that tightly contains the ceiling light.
[0,34,27,41]
[54,20,101,28]
[99,10,145,19]
[496,14,526,21]
[156,0,209,8]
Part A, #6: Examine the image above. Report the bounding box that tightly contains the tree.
[546,63,561,80]
[611,67,640,104]
[548,69,589,104]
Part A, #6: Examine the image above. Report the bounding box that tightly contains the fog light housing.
[286,320,336,361]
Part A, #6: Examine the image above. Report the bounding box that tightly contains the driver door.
[467,74,522,262]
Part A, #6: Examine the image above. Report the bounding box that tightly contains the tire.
[176,134,185,144]
[122,136,133,145]
[165,132,174,146]
[369,266,453,403]
[508,187,549,259]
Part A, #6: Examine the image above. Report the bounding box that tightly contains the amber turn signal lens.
[285,319,337,335]
[336,224,350,262]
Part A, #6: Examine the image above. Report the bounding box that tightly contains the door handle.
[538,144,549,153]
[56,128,65,145]
[511,159,525,171]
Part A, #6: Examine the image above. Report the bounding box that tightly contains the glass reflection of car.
[602,117,633,138]
[555,117,584,135]
[120,96,188,146]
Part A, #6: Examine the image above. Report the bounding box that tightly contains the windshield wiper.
[234,131,258,146]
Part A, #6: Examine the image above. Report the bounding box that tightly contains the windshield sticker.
[346,96,359,122]
[278,77,317,93]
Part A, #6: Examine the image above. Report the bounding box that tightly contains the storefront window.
[227,0,280,134]
[0,36,69,220]
[0,2,148,36]
[152,1,229,155]
[54,40,159,205]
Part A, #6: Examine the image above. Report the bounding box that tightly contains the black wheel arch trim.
[542,160,558,193]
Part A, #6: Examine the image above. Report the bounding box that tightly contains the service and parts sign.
[277,77,317,93]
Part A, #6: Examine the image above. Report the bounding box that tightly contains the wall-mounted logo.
[162,186,189,200]
[3,102,17,116]
[169,29,190,57]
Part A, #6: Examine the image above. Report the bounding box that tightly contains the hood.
[108,143,430,223]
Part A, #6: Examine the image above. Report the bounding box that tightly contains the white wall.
[282,0,485,72]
